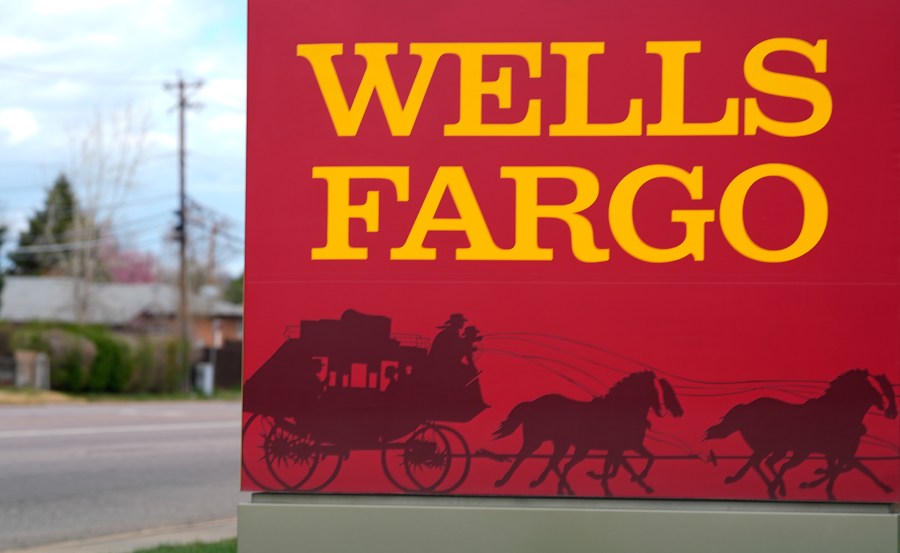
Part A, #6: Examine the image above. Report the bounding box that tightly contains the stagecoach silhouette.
[242,309,487,493]
[242,309,899,500]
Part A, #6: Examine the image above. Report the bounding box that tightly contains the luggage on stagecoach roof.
[300,309,391,349]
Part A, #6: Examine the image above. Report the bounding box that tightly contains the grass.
[73,388,242,402]
[0,386,47,396]
[132,538,237,553]
[0,387,88,405]
[0,386,241,405]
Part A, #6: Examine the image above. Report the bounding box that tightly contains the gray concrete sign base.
[239,494,899,553]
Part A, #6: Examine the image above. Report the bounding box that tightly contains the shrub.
[9,324,93,391]
[131,336,157,392]
[164,338,189,392]
[7,323,187,394]
[43,329,95,391]
[53,347,83,391]
[79,327,132,393]
[0,323,13,357]
[128,335,185,393]
[10,324,51,352]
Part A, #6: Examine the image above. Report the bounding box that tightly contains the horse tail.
[704,405,747,441]
[873,373,897,419]
[493,402,529,439]
[658,378,684,418]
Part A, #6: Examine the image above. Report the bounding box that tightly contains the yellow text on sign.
[310,164,828,263]
[296,39,831,137]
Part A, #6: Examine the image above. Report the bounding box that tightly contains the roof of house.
[0,276,242,325]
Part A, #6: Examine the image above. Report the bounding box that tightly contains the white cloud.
[207,113,245,134]
[145,130,178,151]
[0,36,48,58]
[34,80,92,101]
[0,108,40,144]
[30,0,140,16]
[84,33,120,46]
[202,78,247,110]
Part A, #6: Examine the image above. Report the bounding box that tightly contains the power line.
[187,196,243,227]
[8,221,170,254]
[2,213,172,249]
[112,209,177,229]
[2,192,174,214]
[186,198,244,244]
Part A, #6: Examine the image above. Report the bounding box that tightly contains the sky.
[0,0,247,276]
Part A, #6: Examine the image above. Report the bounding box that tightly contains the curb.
[3,518,237,553]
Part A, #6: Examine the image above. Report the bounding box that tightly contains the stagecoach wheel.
[380,424,451,493]
[429,424,472,494]
[242,413,274,490]
[296,446,344,492]
[402,424,453,492]
[263,418,320,490]
[381,443,415,493]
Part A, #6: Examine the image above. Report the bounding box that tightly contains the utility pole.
[165,74,203,392]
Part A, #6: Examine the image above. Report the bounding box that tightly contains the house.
[0,276,243,349]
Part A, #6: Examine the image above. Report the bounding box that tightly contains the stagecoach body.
[243,309,485,493]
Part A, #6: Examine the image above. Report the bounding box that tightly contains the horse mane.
[821,368,870,399]
[604,370,655,401]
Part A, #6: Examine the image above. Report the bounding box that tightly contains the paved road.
[0,401,246,551]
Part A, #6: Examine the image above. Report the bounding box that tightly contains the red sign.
[244,0,900,502]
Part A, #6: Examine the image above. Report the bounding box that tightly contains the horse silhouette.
[797,373,897,498]
[492,371,683,496]
[704,369,897,500]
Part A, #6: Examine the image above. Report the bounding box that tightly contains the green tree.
[0,222,6,309]
[224,272,243,304]
[8,175,79,275]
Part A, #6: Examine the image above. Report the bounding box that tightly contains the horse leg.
[823,460,844,501]
[607,458,620,479]
[764,450,785,479]
[801,456,837,490]
[494,449,529,487]
[618,454,654,494]
[632,444,655,481]
[770,451,809,499]
[586,453,620,495]
[725,451,768,485]
[764,450,787,496]
[849,458,894,494]
[813,457,890,500]
[494,434,541,487]
[586,461,613,481]
[531,439,568,489]
[586,452,621,481]
[590,454,617,497]
[556,444,589,496]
